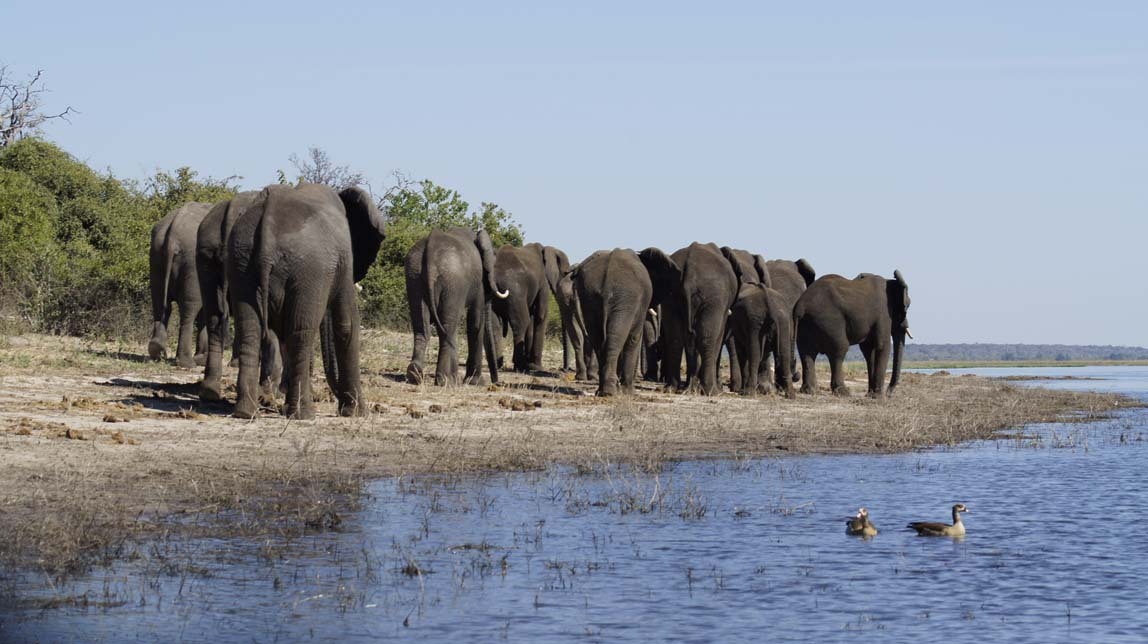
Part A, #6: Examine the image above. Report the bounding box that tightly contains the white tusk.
[354,283,363,293]
[727,309,732,316]
[495,288,510,299]
[648,308,657,318]
[904,327,913,340]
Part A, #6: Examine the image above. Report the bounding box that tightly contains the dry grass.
[0,331,1131,573]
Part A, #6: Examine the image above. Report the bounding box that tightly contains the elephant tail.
[159,227,178,312]
[420,238,451,344]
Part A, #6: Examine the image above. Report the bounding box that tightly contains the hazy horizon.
[6,2,1145,345]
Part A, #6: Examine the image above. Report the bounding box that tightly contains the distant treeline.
[846,343,1148,362]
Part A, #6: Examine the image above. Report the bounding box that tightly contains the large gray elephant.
[196,191,261,401]
[404,227,507,386]
[794,270,911,397]
[573,248,680,396]
[491,243,564,373]
[719,246,772,393]
[728,283,795,397]
[554,269,592,380]
[762,258,816,387]
[659,242,740,395]
[227,183,385,419]
[148,201,213,367]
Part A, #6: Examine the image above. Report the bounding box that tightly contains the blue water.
[4,368,1147,642]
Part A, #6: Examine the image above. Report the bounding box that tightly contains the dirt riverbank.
[0,331,1130,573]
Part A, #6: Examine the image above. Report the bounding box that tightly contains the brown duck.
[845,507,878,537]
[907,503,969,537]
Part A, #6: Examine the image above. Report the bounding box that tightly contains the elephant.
[148,201,213,367]
[728,283,795,397]
[719,247,773,393]
[404,226,507,386]
[196,191,262,401]
[555,269,593,380]
[659,243,739,395]
[573,248,680,396]
[762,258,816,387]
[227,183,385,419]
[793,270,911,397]
[491,243,565,373]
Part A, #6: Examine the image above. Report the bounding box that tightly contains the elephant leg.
[683,333,698,392]
[529,297,547,372]
[799,349,818,395]
[232,301,262,419]
[194,311,208,367]
[619,314,644,395]
[695,307,726,396]
[330,285,365,416]
[282,328,317,420]
[483,301,500,385]
[405,273,430,385]
[201,306,226,401]
[569,313,587,381]
[174,268,202,368]
[462,298,485,385]
[434,299,463,386]
[148,261,171,361]
[726,335,742,394]
[828,348,850,397]
[263,329,285,405]
[868,339,890,399]
[859,338,876,394]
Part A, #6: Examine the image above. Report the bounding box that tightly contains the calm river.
[4,367,1147,642]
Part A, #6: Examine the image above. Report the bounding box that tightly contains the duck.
[845,507,878,537]
[907,503,969,537]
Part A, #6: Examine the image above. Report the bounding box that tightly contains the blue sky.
[7,2,1146,345]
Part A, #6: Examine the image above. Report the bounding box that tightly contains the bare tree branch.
[0,65,76,147]
[288,146,365,190]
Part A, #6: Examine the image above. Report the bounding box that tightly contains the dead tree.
[0,66,75,147]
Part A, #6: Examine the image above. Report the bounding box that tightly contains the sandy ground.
[0,330,1128,571]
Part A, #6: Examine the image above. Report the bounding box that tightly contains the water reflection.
[5,368,1147,643]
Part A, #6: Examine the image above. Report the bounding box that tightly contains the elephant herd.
[148,184,384,420]
[149,191,910,420]
[399,238,911,400]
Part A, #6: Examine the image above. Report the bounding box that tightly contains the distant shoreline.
[896,360,1148,369]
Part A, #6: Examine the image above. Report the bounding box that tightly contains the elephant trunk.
[888,330,905,394]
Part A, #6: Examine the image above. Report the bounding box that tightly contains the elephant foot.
[866,389,886,400]
[406,363,424,385]
[194,353,206,367]
[463,373,488,386]
[148,340,168,361]
[338,399,366,417]
[229,357,240,368]
[527,362,544,373]
[575,371,588,381]
[799,385,816,396]
[286,407,316,421]
[782,386,797,400]
[201,379,224,402]
[176,355,197,369]
[233,398,258,419]
[832,385,852,397]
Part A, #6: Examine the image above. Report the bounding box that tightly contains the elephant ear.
[541,246,568,295]
[753,254,773,289]
[639,247,682,307]
[339,187,386,283]
[720,246,746,283]
[796,258,816,286]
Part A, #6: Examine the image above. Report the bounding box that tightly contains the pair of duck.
[846,504,970,537]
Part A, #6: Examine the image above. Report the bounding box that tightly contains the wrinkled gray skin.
[659,243,740,396]
[728,283,795,398]
[719,247,772,393]
[148,202,213,367]
[573,248,680,396]
[555,269,593,381]
[794,270,911,397]
[491,243,564,372]
[404,227,505,386]
[762,258,816,388]
[196,191,263,401]
[227,184,385,419]
[640,305,660,381]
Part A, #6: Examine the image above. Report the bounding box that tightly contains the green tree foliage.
[359,178,524,328]
[0,138,237,336]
